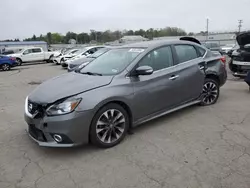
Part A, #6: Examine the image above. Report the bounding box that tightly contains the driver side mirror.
[133,66,153,76]
[244,44,250,49]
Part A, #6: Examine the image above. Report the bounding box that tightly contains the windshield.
[89,48,109,58]
[79,48,144,76]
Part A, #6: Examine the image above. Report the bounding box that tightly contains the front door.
[131,46,179,120]
[21,49,33,62]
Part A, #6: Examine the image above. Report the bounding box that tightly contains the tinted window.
[174,45,198,63]
[32,48,42,53]
[23,49,33,55]
[211,43,219,48]
[138,46,173,71]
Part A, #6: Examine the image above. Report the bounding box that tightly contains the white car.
[7,47,56,66]
[61,46,105,68]
[221,44,235,54]
[52,49,80,65]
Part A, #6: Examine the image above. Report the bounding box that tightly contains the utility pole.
[206,18,209,41]
[238,20,243,33]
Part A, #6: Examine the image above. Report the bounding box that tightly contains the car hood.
[236,32,250,46]
[7,53,20,57]
[28,73,113,104]
[70,57,94,65]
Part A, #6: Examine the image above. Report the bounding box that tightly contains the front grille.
[27,100,44,118]
[28,124,47,142]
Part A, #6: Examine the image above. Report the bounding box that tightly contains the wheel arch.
[205,72,220,85]
[93,99,133,129]
[88,99,133,143]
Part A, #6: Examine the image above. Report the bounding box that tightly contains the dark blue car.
[0,55,17,71]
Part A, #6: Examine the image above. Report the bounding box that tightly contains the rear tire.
[16,58,22,66]
[90,103,129,148]
[200,78,220,106]
[1,63,10,71]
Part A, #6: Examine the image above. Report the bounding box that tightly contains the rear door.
[131,46,183,119]
[31,48,44,61]
[171,44,205,105]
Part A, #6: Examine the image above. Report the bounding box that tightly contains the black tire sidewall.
[200,78,220,106]
[90,103,129,148]
[16,59,22,66]
[1,63,10,71]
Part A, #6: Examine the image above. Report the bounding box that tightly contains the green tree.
[47,32,52,44]
[32,34,37,41]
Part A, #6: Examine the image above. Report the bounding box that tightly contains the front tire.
[1,63,11,71]
[90,103,129,148]
[200,78,220,106]
[16,58,22,66]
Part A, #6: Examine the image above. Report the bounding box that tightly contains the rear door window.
[174,45,198,64]
[32,48,42,53]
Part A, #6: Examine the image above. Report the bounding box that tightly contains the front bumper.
[24,110,94,147]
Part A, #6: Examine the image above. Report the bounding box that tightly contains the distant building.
[0,41,48,53]
[153,33,237,46]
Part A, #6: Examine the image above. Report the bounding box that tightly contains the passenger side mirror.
[244,44,250,49]
[134,66,153,76]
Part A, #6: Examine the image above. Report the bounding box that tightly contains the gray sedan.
[24,38,227,148]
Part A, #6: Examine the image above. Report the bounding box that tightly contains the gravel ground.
[0,62,250,188]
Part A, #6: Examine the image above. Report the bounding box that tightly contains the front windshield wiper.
[81,71,102,76]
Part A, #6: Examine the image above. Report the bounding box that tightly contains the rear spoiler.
[180,37,201,45]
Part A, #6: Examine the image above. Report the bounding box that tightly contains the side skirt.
[133,100,201,127]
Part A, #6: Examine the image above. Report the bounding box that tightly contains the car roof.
[119,39,201,49]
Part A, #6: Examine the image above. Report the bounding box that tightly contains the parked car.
[24,38,227,148]
[7,47,56,65]
[227,44,239,57]
[202,42,222,54]
[228,32,250,78]
[0,55,17,71]
[61,46,105,68]
[220,44,235,54]
[67,47,111,72]
[52,49,79,65]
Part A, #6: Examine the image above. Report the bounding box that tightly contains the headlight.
[46,97,81,116]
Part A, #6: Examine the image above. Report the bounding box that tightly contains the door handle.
[169,75,179,80]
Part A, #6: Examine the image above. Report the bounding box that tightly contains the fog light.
[53,134,62,143]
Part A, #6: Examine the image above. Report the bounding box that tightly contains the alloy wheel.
[96,109,126,144]
[2,64,10,71]
[202,81,218,105]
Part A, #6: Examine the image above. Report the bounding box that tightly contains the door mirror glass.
[135,66,153,76]
[244,44,250,49]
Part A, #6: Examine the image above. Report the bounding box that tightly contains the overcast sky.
[1,0,250,40]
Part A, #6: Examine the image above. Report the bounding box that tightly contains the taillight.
[220,56,226,67]
[10,57,16,61]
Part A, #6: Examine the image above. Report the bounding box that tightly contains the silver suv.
[24,38,227,148]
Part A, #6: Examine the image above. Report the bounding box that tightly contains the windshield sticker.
[112,69,118,73]
[129,48,145,53]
